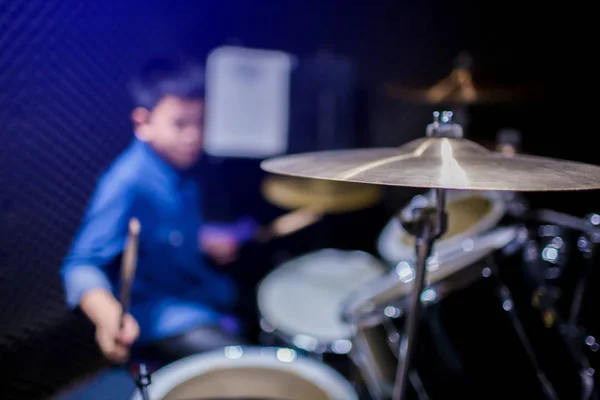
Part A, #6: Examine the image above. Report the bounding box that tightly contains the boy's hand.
[95,312,140,363]
[199,231,239,265]
[80,289,140,363]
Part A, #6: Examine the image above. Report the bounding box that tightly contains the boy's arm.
[61,175,140,362]
[61,175,136,319]
[200,217,259,265]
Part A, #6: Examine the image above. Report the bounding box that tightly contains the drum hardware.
[342,223,530,399]
[391,188,448,400]
[354,318,432,400]
[582,213,600,359]
[559,215,600,400]
[134,364,152,400]
[491,268,560,400]
[568,215,600,339]
[521,212,600,400]
[377,112,453,400]
[519,210,600,241]
[528,287,596,400]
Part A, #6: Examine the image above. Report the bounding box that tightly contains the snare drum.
[129,346,359,400]
[377,190,509,265]
[257,249,386,354]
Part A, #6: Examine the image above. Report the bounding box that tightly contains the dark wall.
[0,0,583,398]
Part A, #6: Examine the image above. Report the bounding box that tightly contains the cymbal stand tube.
[392,189,447,400]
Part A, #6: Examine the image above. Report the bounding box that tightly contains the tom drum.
[257,249,387,354]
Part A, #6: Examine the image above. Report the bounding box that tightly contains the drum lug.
[585,336,600,353]
[260,318,275,333]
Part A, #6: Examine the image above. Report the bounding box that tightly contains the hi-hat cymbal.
[261,174,382,213]
[260,138,600,192]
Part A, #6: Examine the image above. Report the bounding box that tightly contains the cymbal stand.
[392,190,447,400]
[391,110,455,400]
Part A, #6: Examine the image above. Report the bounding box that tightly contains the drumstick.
[120,217,141,328]
[254,207,324,243]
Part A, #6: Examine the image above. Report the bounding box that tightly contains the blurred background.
[0,0,591,399]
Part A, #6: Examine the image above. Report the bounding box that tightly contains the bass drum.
[129,346,359,400]
[342,225,575,399]
[377,190,510,265]
[257,248,387,355]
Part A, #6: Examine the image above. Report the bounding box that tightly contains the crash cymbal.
[261,115,600,192]
[261,174,382,213]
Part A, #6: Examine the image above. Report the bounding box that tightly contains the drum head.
[129,346,359,400]
[257,249,385,351]
[378,190,508,264]
[345,226,522,326]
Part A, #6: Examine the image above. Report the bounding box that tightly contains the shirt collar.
[131,138,192,186]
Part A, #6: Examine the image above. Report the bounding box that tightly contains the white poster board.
[204,46,293,158]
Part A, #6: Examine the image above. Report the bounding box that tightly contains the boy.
[60,57,256,365]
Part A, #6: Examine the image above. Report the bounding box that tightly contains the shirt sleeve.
[202,216,260,244]
[60,174,137,308]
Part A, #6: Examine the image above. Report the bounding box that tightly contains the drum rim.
[256,248,386,352]
[377,190,508,264]
[129,346,359,400]
[344,225,525,326]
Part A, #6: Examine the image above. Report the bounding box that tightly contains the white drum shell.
[377,190,509,265]
[129,346,359,400]
[257,249,386,352]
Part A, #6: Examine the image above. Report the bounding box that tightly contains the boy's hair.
[127,57,205,110]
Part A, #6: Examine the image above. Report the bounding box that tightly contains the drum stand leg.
[408,370,429,400]
[493,280,559,400]
[392,189,447,400]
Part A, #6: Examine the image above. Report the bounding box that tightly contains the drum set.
[131,111,600,400]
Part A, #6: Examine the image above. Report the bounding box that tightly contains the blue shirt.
[60,138,257,345]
